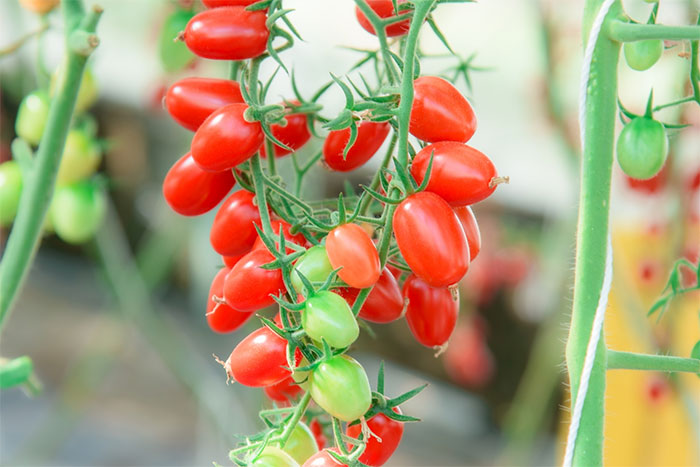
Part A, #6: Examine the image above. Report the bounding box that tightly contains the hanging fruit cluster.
[161,0,504,465]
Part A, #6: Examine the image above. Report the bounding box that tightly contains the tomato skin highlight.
[263,376,302,403]
[302,449,346,467]
[184,7,269,60]
[453,206,481,261]
[261,104,312,158]
[411,142,497,206]
[393,192,469,287]
[163,153,234,216]
[226,326,298,386]
[355,0,410,37]
[224,248,285,312]
[210,190,262,256]
[291,246,334,295]
[166,78,243,132]
[346,408,404,466]
[326,223,381,289]
[410,76,476,143]
[616,117,668,180]
[302,291,359,348]
[323,122,390,172]
[191,103,264,172]
[309,355,372,422]
[206,267,254,333]
[336,268,403,323]
[403,274,459,347]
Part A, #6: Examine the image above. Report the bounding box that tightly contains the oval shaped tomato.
[191,103,264,172]
[226,326,298,386]
[302,291,359,348]
[410,76,476,143]
[57,128,102,185]
[291,246,333,295]
[355,0,410,37]
[264,375,302,403]
[617,117,668,180]
[336,267,403,323]
[403,274,458,347]
[251,446,299,467]
[261,103,312,158]
[302,449,346,467]
[15,90,50,146]
[323,122,390,172]
[326,223,380,289]
[624,39,663,71]
[443,318,494,388]
[411,142,497,206]
[253,219,307,253]
[279,422,319,465]
[185,7,269,60]
[0,161,23,227]
[163,153,234,216]
[310,355,371,422]
[166,78,243,131]
[453,206,481,261]
[50,180,106,245]
[346,408,404,466]
[393,192,469,287]
[224,248,285,312]
[158,8,196,72]
[210,190,262,256]
[206,267,254,333]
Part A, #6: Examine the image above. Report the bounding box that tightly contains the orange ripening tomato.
[410,76,476,143]
[326,223,381,289]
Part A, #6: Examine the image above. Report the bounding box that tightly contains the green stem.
[652,95,696,112]
[277,391,311,448]
[0,0,100,332]
[358,132,397,217]
[353,0,400,85]
[608,20,700,42]
[607,350,700,373]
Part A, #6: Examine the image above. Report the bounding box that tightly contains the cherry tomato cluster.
[160,1,503,465]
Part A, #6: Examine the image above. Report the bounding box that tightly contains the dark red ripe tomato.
[206,267,254,333]
[191,103,264,172]
[453,206,481,261]
[203,0,259,7]
[411,142,497,206]
[226,326,300,387]
[410,76,476,143]
[355,0,410,37]
[184,7,269,60]
[444,318,494,388]
[302,449,346,467]
[336,268,403,323]
[223,248,285,312]
[393,192,469,287]
[210,190,262,256]
[323,122,390,172]
[403,274,458,347]
[263,376,302,403]
[326,223,381,288]
[166,78,243,131]
[347,408,404,466]
[260,103,312,158]
[163,153,235,216]
[223,253,246,269]
[252,219,307,253]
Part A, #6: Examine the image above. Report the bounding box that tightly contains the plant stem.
[607,350,700,373]
[353,0,400,85]
[0,0,100,332]
[277,391,311,448]
[608,20,700,42]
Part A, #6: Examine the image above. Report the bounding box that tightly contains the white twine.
[563,0,616,466]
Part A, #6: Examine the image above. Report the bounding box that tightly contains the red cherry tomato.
[443,318,494,388]
[336,268,403,323]
[393,192,469,287]
[323,122,390,172]
[624,160,669,195]
[386,263,402,280]
[326,223,381,289]
[205,267,254,333]
[191,103,264,172]
[411,142,498,206]
[302,448,346,467]
[252,219,307,253]
[263,376,302,403]
[453,206,481,261]
[346,408,404,466]
[202,0,258,7]
[403,274,458,347]
[226,326,300,387]
[410,76,476,143]
[223,253,246,269]
[210,190,262,256]
[224,248,286,312]
[260,102,312,158]
[309,419,327,450]
[166,78,243,131]
[184,7,269,60]
[355,0,411,37]
[163,153,235,216]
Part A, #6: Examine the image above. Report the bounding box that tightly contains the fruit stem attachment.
[488,175,510,188]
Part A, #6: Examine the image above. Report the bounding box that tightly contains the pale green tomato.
[0,161,23,226]
[617,117,668,180]
[57,128,102,185]
[291,246,333,295]
[623,39,663,71]
[251,446,300,467]
[278,422,318,464]
[309,355,372,422]
[292,357,311,390]
[302,291,359,348]
[15,90,50,146]
[51,66,98,114]
[51,180,106,244]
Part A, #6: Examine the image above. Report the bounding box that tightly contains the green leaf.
[0,356,33,389]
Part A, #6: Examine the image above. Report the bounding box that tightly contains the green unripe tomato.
[302,291,359,348]
[617,117,668,180]
[291,246,333,295]
[159,8,196,72]
[51,66,98,114]
[57,128,102,185]
[251,446,300,467]
[623,39,663,71]
[292,356,311,390]
[50,180,106,244]
[278,422,318,464]
[0,161,23,226]
[309,355,372,422]
[15,90,50,146]
[0,356,33,389]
